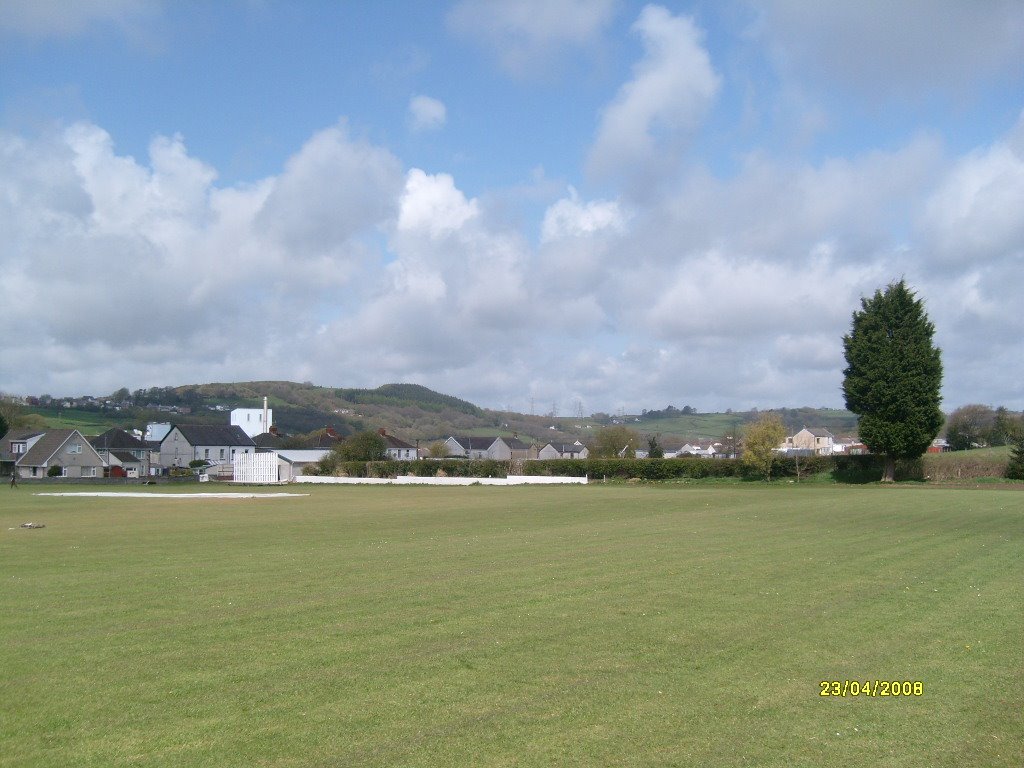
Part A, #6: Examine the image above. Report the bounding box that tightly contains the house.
[3,428,106,479]
[1,429,45,476]
[676,440,720,458]
[442,436,535,461]
[490,436,536,461]
[377,429,418,460]
[290,427,345,449]
[253,427,287,449]
[785,428,835,456]
[156,424,256,471]
[927,438,951,453]
[443,436,497,459]
[276,449,331,481]
[537,441,590,460]
[89,428,154,477]
[230,400,273,438]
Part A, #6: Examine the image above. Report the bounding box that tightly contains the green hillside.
[14,380,860,446]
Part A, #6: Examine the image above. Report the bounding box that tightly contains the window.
[204,449,210,459]
[84,467,97,478]
[219,449,225,460]
[11,442,25,454]
[67,443,82,454]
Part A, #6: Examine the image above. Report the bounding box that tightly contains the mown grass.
[1,485,1021,767]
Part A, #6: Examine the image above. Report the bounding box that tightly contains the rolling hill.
[17,381,861,446]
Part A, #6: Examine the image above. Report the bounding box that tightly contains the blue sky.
[2,1,1023,414]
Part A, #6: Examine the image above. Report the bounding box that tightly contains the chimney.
[378,428,387,436]
[262,396,269,429]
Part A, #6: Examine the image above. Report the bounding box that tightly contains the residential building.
[378,429,418,460]
[89,428,154,476]
[785,428,835,456]
[537,441,590,460]
[156,424,256,470]
[231,400,273,438]
[4,428,106,479]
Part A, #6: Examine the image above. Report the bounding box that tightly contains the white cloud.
[2,102,1024,411]
[920,111,1024,266]
[541,187,628,242]
[447,0,616,77]
[408,95,447,132]
[587,5,720,189]
[256,121,404,255]
[397,169,478,237]
[0,0,160,39]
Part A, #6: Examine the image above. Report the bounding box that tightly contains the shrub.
[1006,438,1024,481]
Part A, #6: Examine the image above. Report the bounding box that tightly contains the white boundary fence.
[233,453,279,484]
[294,475,587,486]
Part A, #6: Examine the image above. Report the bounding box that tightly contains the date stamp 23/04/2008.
[819,680,923,697]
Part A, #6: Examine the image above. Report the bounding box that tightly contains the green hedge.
[311,454,923,482]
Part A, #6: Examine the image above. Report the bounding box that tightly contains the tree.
[590,425,641,458]
[426,440,448,459]
[1006,434,1024,481]
[646,434,664,458]
[335,430,387,462]
[842,280,943,482]
[742,414,786,481]
[945,404,994,451]
[989,406,1016,447]
[0,397,33,435]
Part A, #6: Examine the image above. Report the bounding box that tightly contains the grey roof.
[1,429,45,463]
[544,442,585,454]
[381,433,416,450]
[449,436,499,451]
[110,450,143,465]
[804,427,835,438]
[89,428,148,451]
[499,437,532,450]
[254,431,286,448]
[17,429,103,467]
[165,424,255,447]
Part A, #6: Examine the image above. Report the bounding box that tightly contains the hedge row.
[312,454,923,482]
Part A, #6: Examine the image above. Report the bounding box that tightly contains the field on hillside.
[2,485,1020,767]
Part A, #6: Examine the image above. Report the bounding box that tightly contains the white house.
[378,429,418,460]
[231,399,273,439]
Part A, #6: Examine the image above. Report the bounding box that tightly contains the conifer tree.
[1006,436,1024,481]
[842,280,943,482]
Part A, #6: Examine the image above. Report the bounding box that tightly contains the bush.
[1006,438,1024,481]
[47,465,63,477]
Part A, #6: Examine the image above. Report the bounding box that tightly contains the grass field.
[1,485,1020,767]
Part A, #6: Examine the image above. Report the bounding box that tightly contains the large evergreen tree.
[842,280,943,482]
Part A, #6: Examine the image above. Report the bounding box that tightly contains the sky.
[1,1,1023,415]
